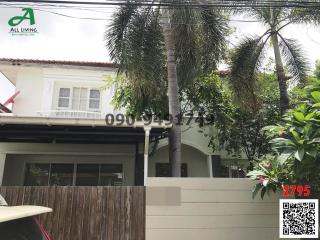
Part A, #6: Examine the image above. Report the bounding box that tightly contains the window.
[24,163,123,186]
[155,163,188,177]
[24,164,50,186]
[50,164,74,186]
[58,88,70,108]
[57,87,101,111]
[89,89,100,110]
[76,164,99,186]
[72,87,88,111]
[100,164,123,186]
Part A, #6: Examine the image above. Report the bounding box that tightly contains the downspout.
[144,126,151,186]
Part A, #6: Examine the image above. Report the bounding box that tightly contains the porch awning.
[0,116,169,144]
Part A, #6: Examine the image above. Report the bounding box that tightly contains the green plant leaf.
[308,138,320,143]
[260,187,267,199]
[306,148,317,158]
[252,183,263,199]
[269,138,296,146]
[290,130,301,141]
[312,103,320,108]
[293,112,305,122]
[311,91,320,102]
[247,170,266,177]
[278,153,292,165]
[305,112,315,120]
[294,148,305,161]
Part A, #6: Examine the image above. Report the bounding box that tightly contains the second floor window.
[89,89,100,109]
[57,87,100,111]
[58,88,71,108]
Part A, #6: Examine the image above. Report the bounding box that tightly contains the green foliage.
[103,74,168,118]
[105,2,229,106]
[248,80,320,198]
[189,73,281,165]
[229,7,311,108]
[229,36,267,108]
[315,60,320,79]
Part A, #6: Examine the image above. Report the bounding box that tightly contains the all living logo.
[8,8,39,36]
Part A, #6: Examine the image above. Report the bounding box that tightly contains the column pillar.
[144,127,151,186]
[0,153,6,186]
[207,154,213,178]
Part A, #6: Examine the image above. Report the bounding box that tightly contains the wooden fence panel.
[0,186,145,240]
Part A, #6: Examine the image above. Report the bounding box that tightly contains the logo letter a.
[8,8,35,26]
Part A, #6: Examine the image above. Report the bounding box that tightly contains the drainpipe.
[144,126,151,186]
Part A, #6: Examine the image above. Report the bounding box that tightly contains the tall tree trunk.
[162,17,182,177]
[271,32,290,113]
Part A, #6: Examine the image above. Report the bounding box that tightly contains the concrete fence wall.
[146,178,281,240]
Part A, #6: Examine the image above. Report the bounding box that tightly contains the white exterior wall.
[12,67,43,116]
[8,65,117,117]
[149,120,248,177]
[146,178,281,240]
[149,144,209,177]
[46,68,115,115]
[0,62,250,183]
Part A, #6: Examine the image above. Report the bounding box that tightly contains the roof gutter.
[0,115,172,129]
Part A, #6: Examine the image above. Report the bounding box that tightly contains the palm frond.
[172,6,199,88]
[229,36,268,108]
[289,8,320,25]
[278,36,309,85]
[170,7,228,88]
[105,4,166,99]
[105,3,138,65]
[232,7,273,26]
[199,8,228,73]
[105,1,229,115]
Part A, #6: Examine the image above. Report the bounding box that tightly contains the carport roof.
[0,116,169,144]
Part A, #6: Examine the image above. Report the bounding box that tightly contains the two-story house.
[0,58,246,187]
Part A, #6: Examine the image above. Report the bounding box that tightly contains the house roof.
[0,58,115,68]
[0,115,169,144]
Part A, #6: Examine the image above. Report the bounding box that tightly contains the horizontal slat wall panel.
[146,178,281,240]
[182,189,279,203]
[146,215,278,228]
[146,228,279,240]
[147,202,279,216]
[147,177,259,190]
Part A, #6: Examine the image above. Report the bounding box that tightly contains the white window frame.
[72,87,89,111]
[88,88,101,112]
[56,87,101,112]
[23,162,124,186]
[57,87,72,109]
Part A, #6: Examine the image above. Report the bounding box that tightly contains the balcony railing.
[37,110,104,119]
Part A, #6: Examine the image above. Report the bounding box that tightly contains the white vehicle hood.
[0,206,52,223]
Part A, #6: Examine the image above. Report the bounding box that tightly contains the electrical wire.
[1,0,320,8]
[1,0,319,22]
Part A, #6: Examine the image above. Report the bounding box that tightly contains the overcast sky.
[1,4,320,104]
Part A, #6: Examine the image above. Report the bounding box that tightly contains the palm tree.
[230,7,320,113]
[105,1,227,176]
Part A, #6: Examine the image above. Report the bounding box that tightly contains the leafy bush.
[248,81,320,199]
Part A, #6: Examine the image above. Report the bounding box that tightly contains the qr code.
[280,199,319,238]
